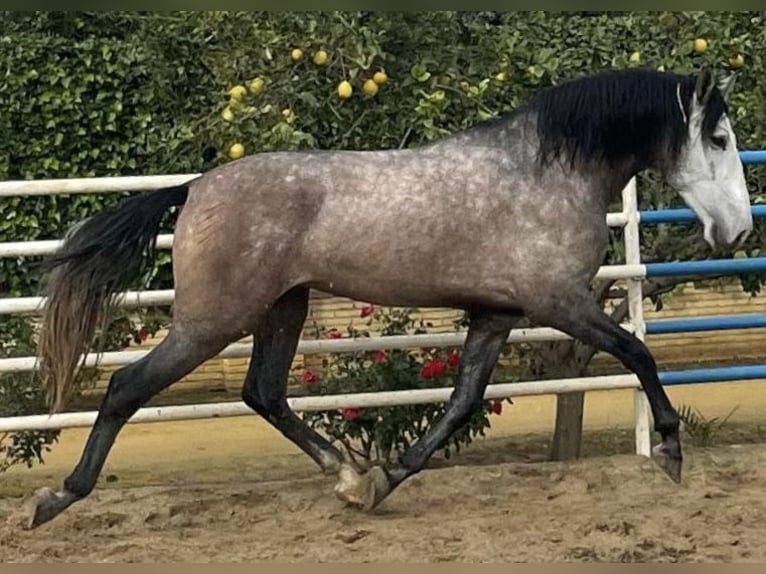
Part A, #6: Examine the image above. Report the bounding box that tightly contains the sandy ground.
[1,381,765,562]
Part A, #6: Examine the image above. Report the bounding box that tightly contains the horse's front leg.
[527,288,683,482]
[334,309,522,510]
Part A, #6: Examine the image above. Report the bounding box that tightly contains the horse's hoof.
[333,464,390,510]
[23,486,76,529]
[652,441,682,484]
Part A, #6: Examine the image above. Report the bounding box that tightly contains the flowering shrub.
[298,306,509,466]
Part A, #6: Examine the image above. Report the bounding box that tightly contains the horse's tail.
[38,182,192,413]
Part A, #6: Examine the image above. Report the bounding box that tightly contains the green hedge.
[2,11,764,297]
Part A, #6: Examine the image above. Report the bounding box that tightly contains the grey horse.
[27,67,752,528]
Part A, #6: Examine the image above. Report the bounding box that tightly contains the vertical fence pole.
[622,177,652,457]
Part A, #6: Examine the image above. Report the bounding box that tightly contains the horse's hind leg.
[25,324,234,529]
[242,286,344,473]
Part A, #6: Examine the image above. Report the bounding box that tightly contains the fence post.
[622,177,652,457]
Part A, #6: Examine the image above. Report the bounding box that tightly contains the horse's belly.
[303,255,523,311]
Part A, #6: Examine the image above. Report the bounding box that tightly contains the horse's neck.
[428,112,648,207]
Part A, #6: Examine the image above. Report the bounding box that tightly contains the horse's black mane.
[480,69,728,171]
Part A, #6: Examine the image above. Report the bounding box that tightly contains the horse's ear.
[716,72,737,100]
[694,67,717,106]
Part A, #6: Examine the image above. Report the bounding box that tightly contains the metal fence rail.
[0,149,764,449]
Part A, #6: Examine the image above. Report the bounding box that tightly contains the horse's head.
[667,69,752,249]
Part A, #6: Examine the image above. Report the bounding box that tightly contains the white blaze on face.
[668,74,753,249]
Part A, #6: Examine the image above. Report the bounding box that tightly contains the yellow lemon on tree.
[362,79,379,96]
[221,107,234,122]
[229,143,245,160]
[337,80,353,99]
[693,38,708,53]
[228,85,247,100]
[629,51,641,64]
[249,77,265,94]
[313,50,328,65]
[729,53,745,68]
[373,70,388,85]
[494,72,507,82]
[291,48,303,61]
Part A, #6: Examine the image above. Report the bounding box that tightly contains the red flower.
[490,401,503,415]
[420,357,446,380]
[341,407,359,420]
[430,357,446,378]
[326,329,342,339]
[446,350,460,368]
[133,327,149,345]
[373,350,388,363]
[301,370,317,385]
[360,304,375,318]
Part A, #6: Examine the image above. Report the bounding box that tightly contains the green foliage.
[1,12,765,470]
[677,403,738,447]
[0,316,61,470]
[0,377,58,472]
[298,306,504,465]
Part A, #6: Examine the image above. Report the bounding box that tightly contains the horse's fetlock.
[62,476,93,499]
[655,414,680,438]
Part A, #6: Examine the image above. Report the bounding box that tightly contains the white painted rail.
[0,375,641,433]
[0,325,636,374]
[0,172,647,450]
[0,235,175,258]
[0,174,199,197]
[0,265,646,315]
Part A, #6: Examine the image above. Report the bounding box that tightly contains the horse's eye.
[710,135,728,150]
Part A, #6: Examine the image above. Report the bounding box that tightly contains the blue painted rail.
[646,313,766,334]
[659,364,766,385]
[739,149,766,163]
[645,257,766,277]
[640,204,766,224]
[638,150,766,385]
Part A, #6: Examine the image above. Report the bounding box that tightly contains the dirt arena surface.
[2,383,765,562]
[1,438,765,562]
